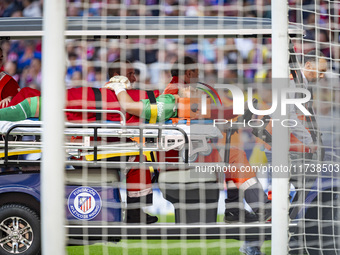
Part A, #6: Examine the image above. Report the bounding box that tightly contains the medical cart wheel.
[0,204,40,255]
[200,144,212,156]
[181,149,198,163]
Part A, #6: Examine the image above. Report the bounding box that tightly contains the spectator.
[66,52,82,84]
[0,47,3,71]
[1,0,22,17]
[164,0,179,16]
[67,4,82,16]
[17,41,41,73]
[146,0,160,16]
[70,70,83,88]
[185,0,202,16]
[93,67,103,88]
[11,9,23,17]
[87,66,96,82]
[22,0,42,17]
[19,58,41,89]
[107,0,121,16]
[26,58,42,88]
[4,61,20,82]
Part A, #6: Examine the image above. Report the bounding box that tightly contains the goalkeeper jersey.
[140,94,177,122]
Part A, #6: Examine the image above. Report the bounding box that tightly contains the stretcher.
[0,115,223,169]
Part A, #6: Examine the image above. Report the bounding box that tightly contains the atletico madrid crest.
[79,196,92,213]
[68,187,102,220]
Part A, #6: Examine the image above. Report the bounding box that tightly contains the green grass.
[151,214,225,223]
[67,240,272,255]
[66,215,272,254]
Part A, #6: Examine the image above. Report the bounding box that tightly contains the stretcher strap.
[92,87,102,121]
[146,90,157,124]
[149,105,157,124]
[144,90,158,173]
[146,151,157,174]
[251,115,272,144]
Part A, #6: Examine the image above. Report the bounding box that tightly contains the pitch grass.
[67,240,272,255]
[67,215,272,254]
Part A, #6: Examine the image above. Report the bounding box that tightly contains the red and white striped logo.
[79,196,92,213]
[68,187,102,220]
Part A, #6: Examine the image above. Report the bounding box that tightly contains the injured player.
[0,75,179,122]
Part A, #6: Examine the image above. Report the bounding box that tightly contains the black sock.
[225,188,242,213]
[225,188,239,203]
[244,183,270,213]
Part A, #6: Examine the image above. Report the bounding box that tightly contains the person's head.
[4,61,17,75]
[108,59,136,85]
[22,0,34,7]
[303,50,327,83]
[170,56,199,84]
[11,10,23,17]
[0,48,3,68]
[30,58,41,73]
[70,70,82,87]
[68,52,78,64]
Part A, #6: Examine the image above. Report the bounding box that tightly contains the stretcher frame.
[0,122,191,170]
[0,101,231,171]
[0,109,285,242]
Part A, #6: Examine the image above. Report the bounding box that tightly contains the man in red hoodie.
[0,47,23,108]
[68,60,159,223]
[0,59,159,224]
[107,60,159,224]
[163,56,270,223]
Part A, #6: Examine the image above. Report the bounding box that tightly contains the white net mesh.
[0,0,339,254]
[287,1,340,254]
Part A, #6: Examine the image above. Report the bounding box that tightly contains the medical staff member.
[163,56,271,223]
[241,50,328,255]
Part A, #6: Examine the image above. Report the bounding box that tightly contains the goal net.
[0,0,339,255]
[287,1,340,254]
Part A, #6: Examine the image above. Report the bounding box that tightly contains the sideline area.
[67,240,272,255]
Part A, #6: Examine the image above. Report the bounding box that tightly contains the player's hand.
[308,142,317,153]
[0,96,12,108]
[173,94,180,103]
[104,75,132,95]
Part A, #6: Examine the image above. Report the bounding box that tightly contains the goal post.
[41,1,66,255]
[271,1,290,255]
[0,1,339,254]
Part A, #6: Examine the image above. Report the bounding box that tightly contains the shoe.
[126,209,158,224]
[224,209,259,223]
[255,202,272,222]
[256,210,271,222]
[239,242,265,255]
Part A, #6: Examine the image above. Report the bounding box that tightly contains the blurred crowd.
[0,1,339,137]
[0,36,273,90]
[0,0,339,85]
[0,0,42,17]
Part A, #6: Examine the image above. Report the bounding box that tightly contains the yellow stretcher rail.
[0,148,42,158]
[85,150,157,174]
[0,148,156,163]
[84,150,154,161]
